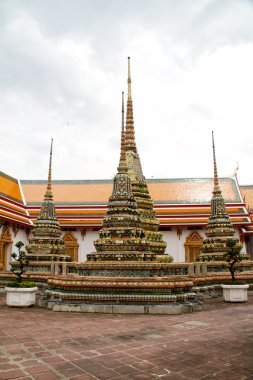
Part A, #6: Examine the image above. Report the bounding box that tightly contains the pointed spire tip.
[45,138,53,199]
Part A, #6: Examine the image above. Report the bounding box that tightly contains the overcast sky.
[1,0,253,184]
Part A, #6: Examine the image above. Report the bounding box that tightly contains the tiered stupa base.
[26,242,71,263]
[44,261,202,314]
[199,236,247,262]
[87,251,156,261]
[26,254,71,262]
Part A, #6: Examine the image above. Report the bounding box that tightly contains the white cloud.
[0,0,253,185]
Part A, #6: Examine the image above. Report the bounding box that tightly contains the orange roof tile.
[21,178,241,205]
[241,186,253,211]
[1,174,251,229]
[0,172,23,203]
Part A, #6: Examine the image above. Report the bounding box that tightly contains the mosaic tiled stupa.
[88,93,155,261]
[26,140,71,262]
[199,132,240,261]
[124,57,166,255]
[45,60,201,314]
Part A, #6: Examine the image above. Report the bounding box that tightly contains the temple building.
[1,58,253,270]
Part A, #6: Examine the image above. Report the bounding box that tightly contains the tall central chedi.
[199,132,239,261]
[88,93,158,261]
[125,57,166,254]
[88,58,166,261]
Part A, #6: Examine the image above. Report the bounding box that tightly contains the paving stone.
[114,365,138,375]
[22,360,43,367]
[0,370,27,379]
[41,356,63,364]
[180,368,206,379]
[58,367,86,377]
[0,364,19,371]
[26,365,52,374]
[69,376,97,380]
[32,373,61,380]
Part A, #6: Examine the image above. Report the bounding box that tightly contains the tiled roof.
[241,186,253,211]
[0,172,23,203]
[21,177,241,205]
[1,173,252,229]
[19,177,251,229]
[0,172,31,226]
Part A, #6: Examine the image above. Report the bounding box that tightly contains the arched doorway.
[0,226,13,270]
[184,230,203,262]
[63,231,79,262]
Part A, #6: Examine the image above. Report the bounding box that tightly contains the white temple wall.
[69,229,97,262]
[161,228,206,262]
[2,225,29,270]
[10,228,29,270]
[82,229,99,260]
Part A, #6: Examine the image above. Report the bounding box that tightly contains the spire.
[122,90,124,129]
[26,137,70,262]
[212,131,221,195]
[128,56,132,100]
[125,56,137,153]
[118,92,127,173]
[199,132,236,261]
[45,138,53,200]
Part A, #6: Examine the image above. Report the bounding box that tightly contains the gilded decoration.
[63,231,79,261]
[185,230,203,262]
[0,225,13,270]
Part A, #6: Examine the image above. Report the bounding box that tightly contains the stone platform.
[46,300,202,314]
[42,261,202,314]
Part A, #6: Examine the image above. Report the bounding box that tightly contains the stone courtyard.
[0,293,252,380]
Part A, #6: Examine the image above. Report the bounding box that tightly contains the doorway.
[184,230,203,262]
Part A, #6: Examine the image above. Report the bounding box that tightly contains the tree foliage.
[9,241,35,288]
[224,238,246,283]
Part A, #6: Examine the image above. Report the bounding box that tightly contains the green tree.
[224,239,246,283]
[10,241,29,286]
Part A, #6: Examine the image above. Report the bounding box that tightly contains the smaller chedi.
[26,140,71,262]
[88,93,156,261]
[199,132,242,261]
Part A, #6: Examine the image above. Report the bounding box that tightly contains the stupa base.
[25,254,71,262]
[43,273,202,314]
[198,252,227,261]
[46,300,202,314]
[87,251,156,261]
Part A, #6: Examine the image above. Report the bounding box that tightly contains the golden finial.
[233,161,239,176]
[128,57,132,100]
[125,57,137,153]
[212,131,220,194]
[118,92,127,173]
[45,138,53,199]
[121,91,125,133]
